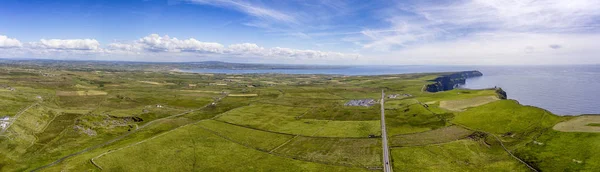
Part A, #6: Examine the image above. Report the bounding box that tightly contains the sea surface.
[183,65,600,115]
[460,65,600,116]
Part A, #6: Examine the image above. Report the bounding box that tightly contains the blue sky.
[1,0,599,65]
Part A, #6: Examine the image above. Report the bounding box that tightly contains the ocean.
[183,65,600,116]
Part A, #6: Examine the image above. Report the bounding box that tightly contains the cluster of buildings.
[0,116,10,129]
[387,93,412,99]
[345,99,376,107]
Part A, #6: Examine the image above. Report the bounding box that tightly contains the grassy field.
[0,65,592,172]
[391,139,529,171]
[56,90,108,96]
[553,115,600,132]
[453,100,560,135]
[273,136,382,167]
[515,130,600,171]
[587,123,600,127]
[215,104,380,137]
[93,123,368,172]
[196,120,294,151]
[385,103,447,135]
[390,125,473,147]
[439,96,499,111]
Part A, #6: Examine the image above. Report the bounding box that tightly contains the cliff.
[423,70,483,92]
[495,87,507,99]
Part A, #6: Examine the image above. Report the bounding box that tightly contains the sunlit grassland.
[215,104,380,137]
[390,125,473,147]
[197,120,294,151]
[385,103,448,135]
[439,96,499,111]
[274,136,382,167]
[1,67,591,172]
[94,123,368,172]
[391,139,528,172]
[415,89,497,103]
[453,100,560,134]
[302,102,381,121]
[515,130,600,171]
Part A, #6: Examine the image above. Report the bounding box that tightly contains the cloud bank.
[0,34,359,63]
[355,0,600,65]
[0,35,23,48]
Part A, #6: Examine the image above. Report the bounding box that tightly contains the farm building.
[345,99,376,107]
[0,116,9,129]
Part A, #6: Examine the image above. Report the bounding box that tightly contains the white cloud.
[412,0,600,32]
[0,35,23,48]
[186,0,296,23]
[373,32,600,65]
[105,34,360,61]
[0,33,360,63]
[267,47,358,60]
[351,0,600,64]
[136,34,225,53]
[227,43,264,55]
[360,0,600,51]
[30,39,101,50]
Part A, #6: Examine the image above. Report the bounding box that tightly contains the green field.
[215,104,381,137]
[390,125,473,147]
[273,136,382,167]
[93,123,367,172]
[0,65,595,171]
[391,140,528,171]
[453,100,560,134]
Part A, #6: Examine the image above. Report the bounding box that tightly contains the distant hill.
[0,59,347,72]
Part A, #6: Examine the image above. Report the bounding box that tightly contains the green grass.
[453,100,560,135]
[94,123,367,172]
[390,125,473,147]
[0,67,586,172]
[216,104,380,137]
[274,136,381,167]
[515,130,600,171]
[57,95,106,109]
[385,103,448,135]
[416,89,497,103]
[439,96,499,111]
[197,120,294,151]
[36,113,80,144]
[391,139,528,172]
[586,123,600,127]
[302,102,381,121]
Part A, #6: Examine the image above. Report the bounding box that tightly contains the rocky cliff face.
[424,71,483,92]
[495,87,507,99]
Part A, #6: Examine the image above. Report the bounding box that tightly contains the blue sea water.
[461,65,600,116]
[183,65,600,115]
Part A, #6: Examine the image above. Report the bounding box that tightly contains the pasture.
[439,96,499,111]
[215,104,380,137]
[0,66,589,172]
[93,123,367,172]
[553,115,600,133]
[391,140,528,171]
[390,125,473,147]
[453,100,560,134]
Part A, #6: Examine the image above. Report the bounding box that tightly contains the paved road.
[380,90,392,172]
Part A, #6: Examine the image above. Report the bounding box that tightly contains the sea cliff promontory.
[423,70,483,92]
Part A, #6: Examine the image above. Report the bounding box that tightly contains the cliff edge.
[423,70,483,92]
